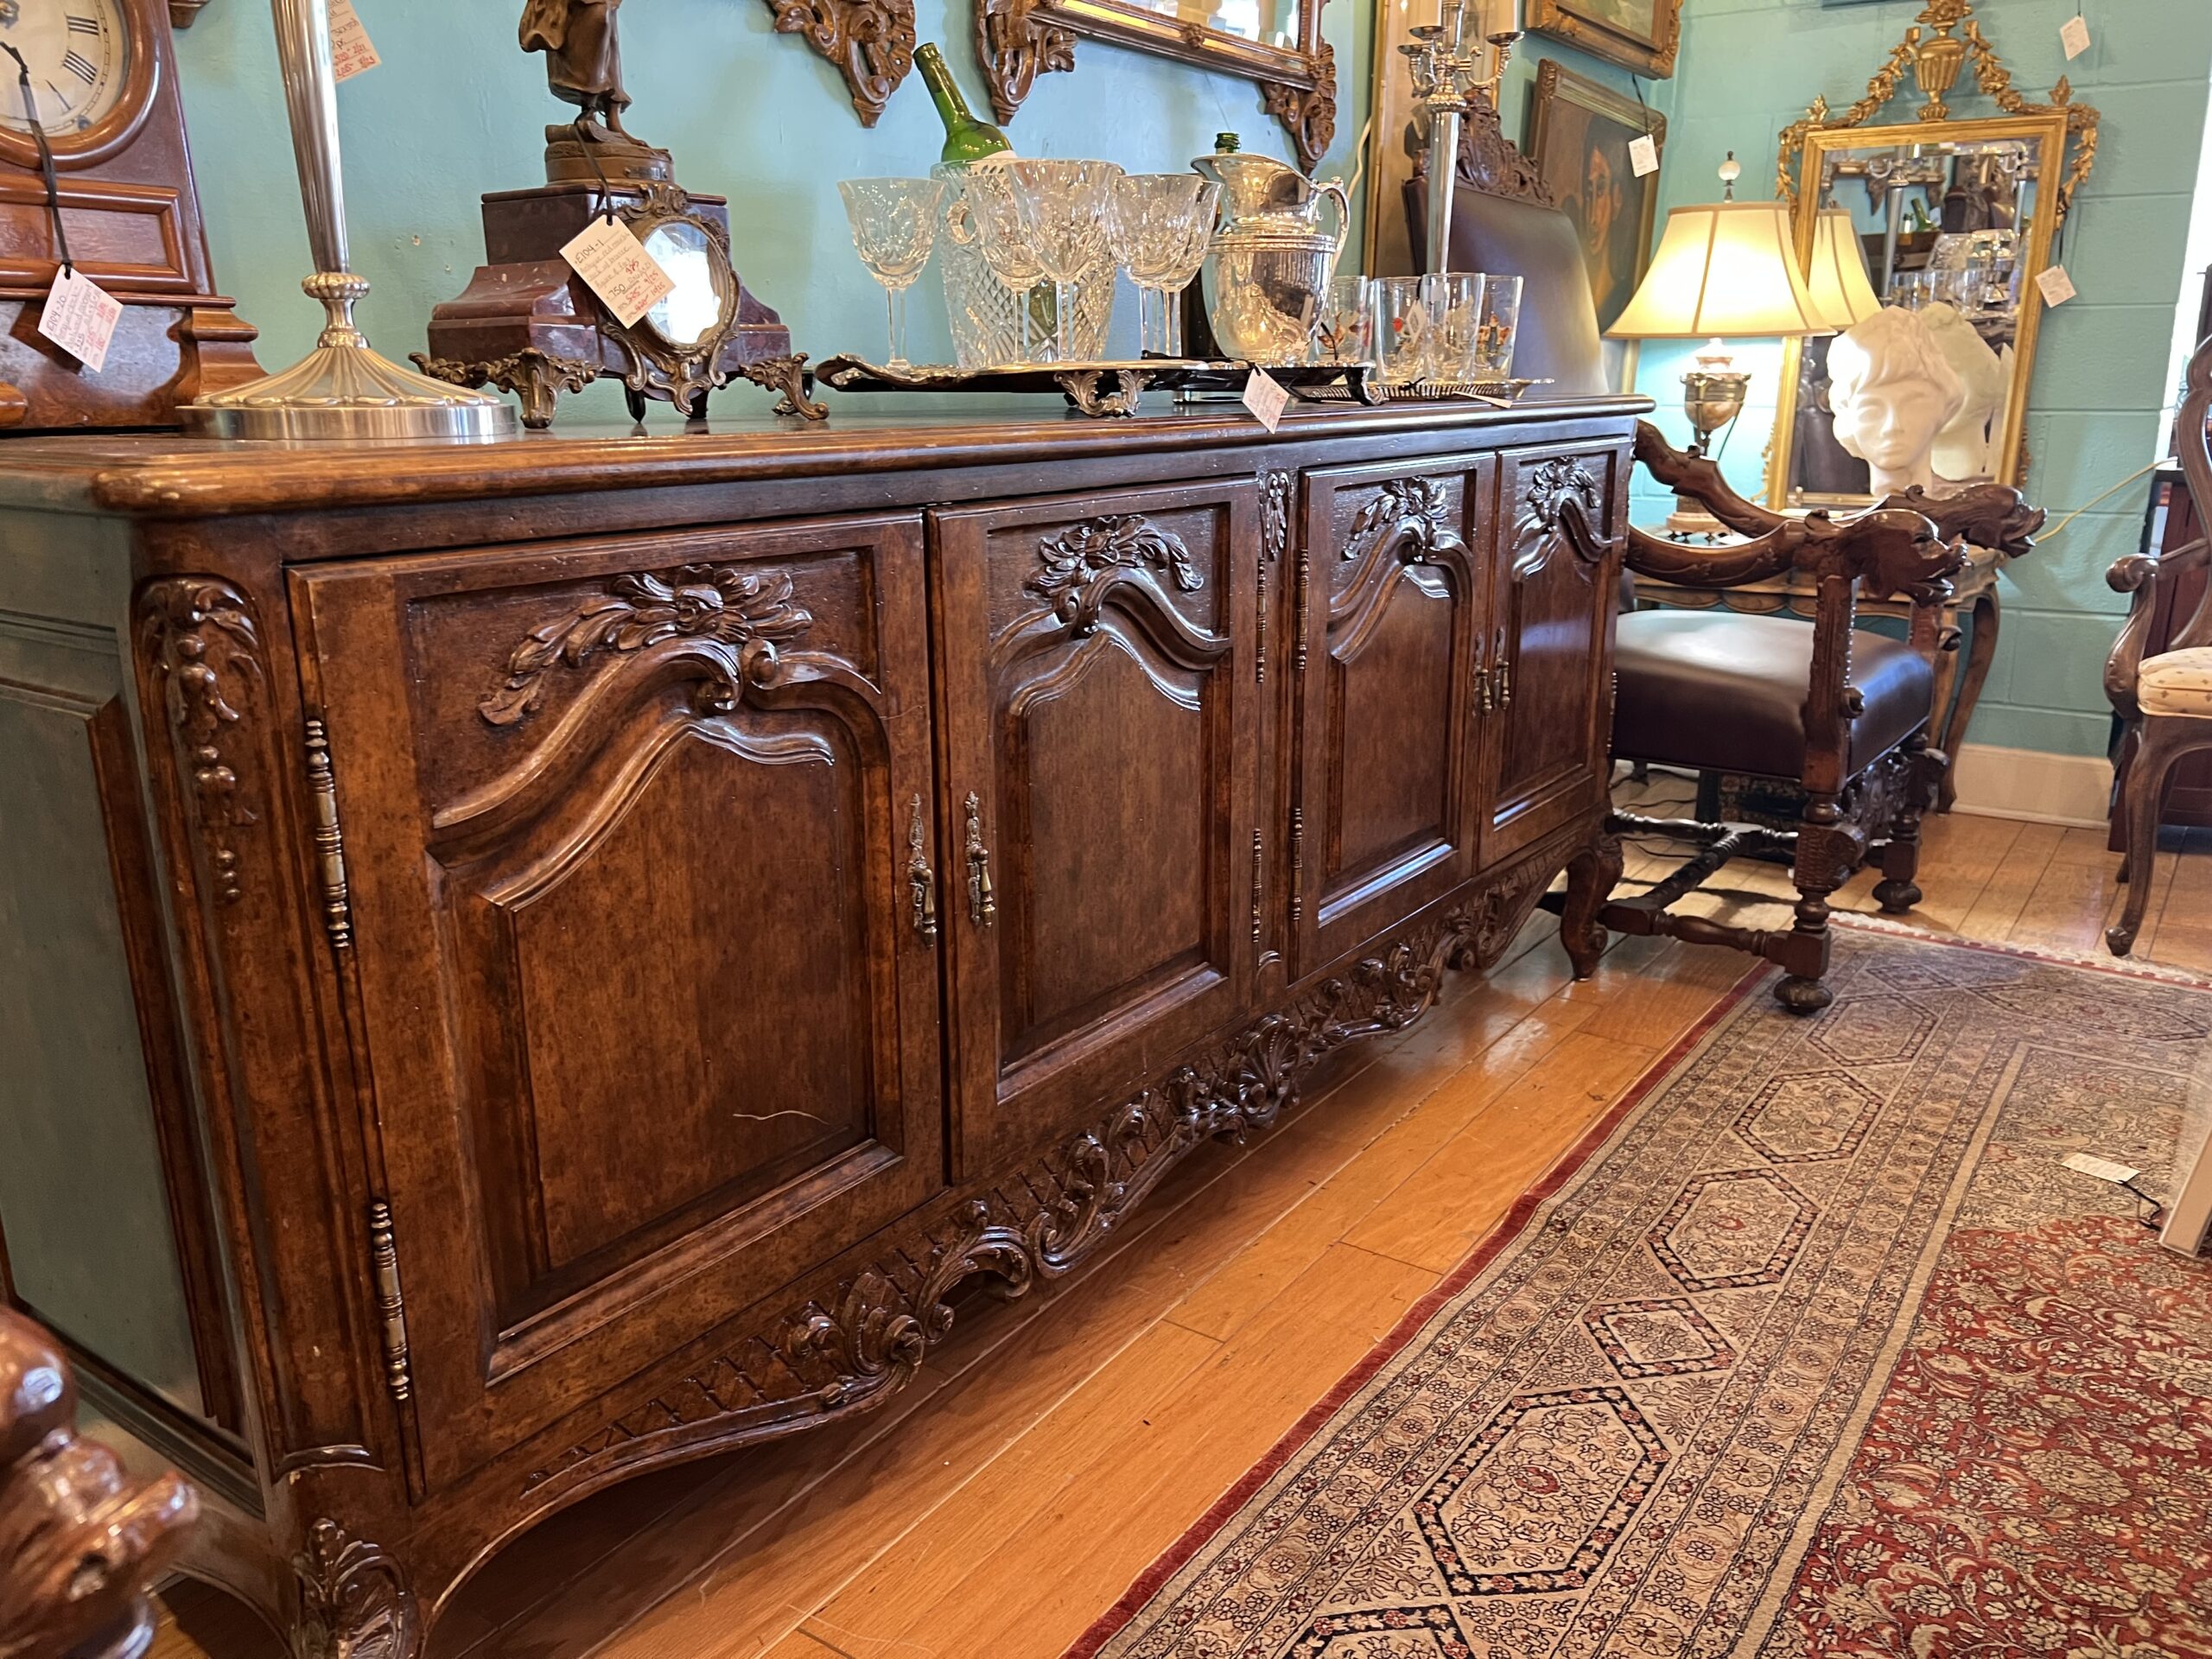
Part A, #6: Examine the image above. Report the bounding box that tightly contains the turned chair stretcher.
[1564,422,2043,1013]
[2107,331,2212,957]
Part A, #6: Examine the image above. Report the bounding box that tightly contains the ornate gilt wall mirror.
[980,0,1336,169]
[1766,0,2097,510]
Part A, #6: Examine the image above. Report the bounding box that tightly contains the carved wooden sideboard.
[0,396,1642,1656]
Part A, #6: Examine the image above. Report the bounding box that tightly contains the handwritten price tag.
[329,0,380,80]
[562,214,676,328]
[2035,264,2076,308]
[2059,13,2090,59]
[1628,133,1660,177]
[1242,366,1291,432]
[38,266,122,372]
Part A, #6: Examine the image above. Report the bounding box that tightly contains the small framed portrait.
[1526,59,1666,332]
[1528,0,1683,79]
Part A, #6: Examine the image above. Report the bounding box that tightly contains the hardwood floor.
[152,798,2210,1659]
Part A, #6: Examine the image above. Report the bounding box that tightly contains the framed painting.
[1525,58,1664,332]
[1528,0,1681,78]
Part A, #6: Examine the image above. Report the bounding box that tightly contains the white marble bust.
[1920,302,2009,484]
[1826,307,1967,496]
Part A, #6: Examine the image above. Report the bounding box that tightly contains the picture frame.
[1527,0,1682,79]
[1525,58,1664,333]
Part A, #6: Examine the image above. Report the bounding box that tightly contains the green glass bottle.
[916,44,1013,166]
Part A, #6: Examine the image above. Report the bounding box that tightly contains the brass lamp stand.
[182,0,515,442]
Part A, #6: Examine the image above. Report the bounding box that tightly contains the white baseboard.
[1948,743,2112,829]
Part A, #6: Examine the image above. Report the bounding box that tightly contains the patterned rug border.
[1832,911,2212,989]
[1059,954,1778,1659]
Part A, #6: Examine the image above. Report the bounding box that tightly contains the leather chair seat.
[1615,609,1936,780]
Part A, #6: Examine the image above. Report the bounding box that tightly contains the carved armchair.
[1,1309,197,1659]
[2106,333,2212,957]
[1560,426,2042,1012]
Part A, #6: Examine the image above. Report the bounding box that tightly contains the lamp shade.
[1606,200,1827,340]
[1803,207,1882,331]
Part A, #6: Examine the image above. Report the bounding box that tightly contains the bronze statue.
[520,0,631,135]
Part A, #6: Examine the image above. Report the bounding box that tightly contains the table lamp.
[1608,156,1827,531]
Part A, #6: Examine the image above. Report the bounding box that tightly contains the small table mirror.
[641,219,732,352]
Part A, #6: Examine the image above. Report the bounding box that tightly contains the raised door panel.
[934,481,1261,1174]
[1294,460,1493,971]
[1479,444,1627,868]
[291,515,944,1490]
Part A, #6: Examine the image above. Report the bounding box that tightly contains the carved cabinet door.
[932,480,1262,1175]
[1477,443,1628,869]
[289,514,944,1491]
[1293,458,1494,972]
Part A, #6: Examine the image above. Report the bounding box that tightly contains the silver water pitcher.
[1193,152,1349,365]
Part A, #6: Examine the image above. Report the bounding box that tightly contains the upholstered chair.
[2106,334,2212,957]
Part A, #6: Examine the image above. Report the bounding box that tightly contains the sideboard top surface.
[0,397,1650,521]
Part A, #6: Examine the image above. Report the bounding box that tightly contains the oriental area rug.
[1069,930,2212,1659]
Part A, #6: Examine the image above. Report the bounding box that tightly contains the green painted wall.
[1631,0,2212,760]
[171,0,1367,414]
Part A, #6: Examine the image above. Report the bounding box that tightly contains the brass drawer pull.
[907,794,938,940]
[964,791,995,927]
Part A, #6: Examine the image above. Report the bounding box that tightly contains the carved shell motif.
[481,565,814,727]
[1026,514,1202,634]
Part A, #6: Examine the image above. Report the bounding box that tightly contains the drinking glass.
[1313,275,1373,366]
[1004,159,1122,363]
[1108,174,1219,358]
[1372,276,1435,385]
[839,177,947,371]
[1472,273,1522,380]
[1424,273,1487,383]
[961,166,1046,362]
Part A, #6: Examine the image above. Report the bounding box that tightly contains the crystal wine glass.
[1108,175,1219,359]
[961,166,1046,363]
[838,176,947,372]
[1003,159,1122,364]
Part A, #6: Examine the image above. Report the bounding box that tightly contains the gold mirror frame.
[978,0,1336,170]
[1764,0,2098,508]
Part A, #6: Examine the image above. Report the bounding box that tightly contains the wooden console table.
[1636,538,2009,810]
[0,396,1643,1656]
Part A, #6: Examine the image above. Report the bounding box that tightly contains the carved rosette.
[138,579,264,907]
[292,1520,417,1659]
[976,0,1077,124]
[480,564,815,727]
[1259,41,1338,175]
[514,819,1596,1503]
[1027,515,1202,634]
[1343,476,1455,565]
[766,0,917,126]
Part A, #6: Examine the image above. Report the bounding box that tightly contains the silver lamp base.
[182,273,518,443]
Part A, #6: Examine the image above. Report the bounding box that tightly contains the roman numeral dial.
[0,0,130,138]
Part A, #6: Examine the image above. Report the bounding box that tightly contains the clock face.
[0,0,132,141]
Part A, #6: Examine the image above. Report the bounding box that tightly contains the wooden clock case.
[0,0,257,430]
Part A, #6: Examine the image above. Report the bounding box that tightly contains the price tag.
[2063,1151,2140,1185]
[1242,366,1290,432]
[2060,13,2090,59]
[2035,264,2076,308]
[562,214,676,328]
[38,266,122,372]
[329,0,380,80]
[1628,133,1660,177]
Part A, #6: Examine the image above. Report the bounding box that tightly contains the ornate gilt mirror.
[979,0,1337,169]
[1766,0,2097,510]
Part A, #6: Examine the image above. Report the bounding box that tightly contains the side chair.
[2107,332,2212,957]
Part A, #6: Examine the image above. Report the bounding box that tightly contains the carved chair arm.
[2107,537,2212,714]
[1623,519,1811,588]
[1632,422,1788,540]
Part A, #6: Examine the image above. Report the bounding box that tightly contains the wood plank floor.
[153,798,2210,1659]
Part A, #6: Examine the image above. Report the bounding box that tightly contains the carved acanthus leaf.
[1027,515,1201,634]
[763,0,917,126]
[976,0,1078,124]
[481,565,814,728]
[292,1519,416,1659]
[1258,41,1337,175]
[1343,476,1455,564]
[139,578,263,907]
[1516,458,1605,550]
